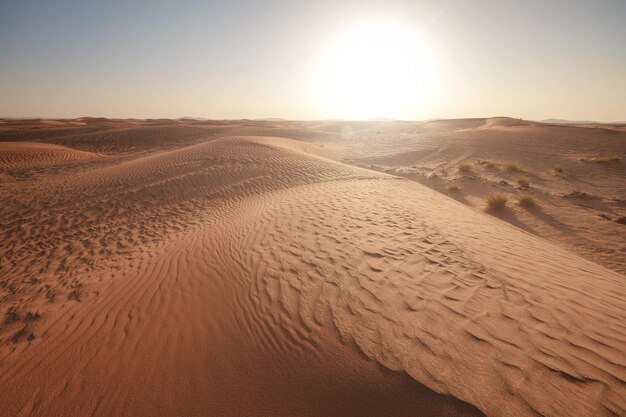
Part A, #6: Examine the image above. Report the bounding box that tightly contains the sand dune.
[0,142,100,171]
[1,119,625,416]
[330,118,626,273]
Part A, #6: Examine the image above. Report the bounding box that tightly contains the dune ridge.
[1,122,625,416]
[0,142,100,172]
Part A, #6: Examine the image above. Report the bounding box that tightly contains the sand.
[0,118,624,416]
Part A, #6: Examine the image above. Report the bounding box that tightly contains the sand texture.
[1,118,625,417]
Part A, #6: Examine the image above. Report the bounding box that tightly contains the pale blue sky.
[1,0,625,120]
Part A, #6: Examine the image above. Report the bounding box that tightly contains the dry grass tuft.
[517,178,529,188]
[485,161,496,168]
[593,156,620,164]
[517,193,536,208]
[553,166,564,173]
[485,193,508,211]
[503,163,521,172]
[458,163,472,174]
[446,182,461,192]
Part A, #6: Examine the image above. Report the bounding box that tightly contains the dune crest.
[0,142,100,171]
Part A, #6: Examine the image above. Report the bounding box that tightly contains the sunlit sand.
[1,117,624,416]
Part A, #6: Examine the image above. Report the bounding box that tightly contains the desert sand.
[0,117,625,417]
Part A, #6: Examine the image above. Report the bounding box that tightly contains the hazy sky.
[1,0,625,121]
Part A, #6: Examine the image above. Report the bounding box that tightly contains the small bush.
[458,163,472,174]
[485,193,508,211]
[553,166,564,173]
[485,161,496,168]
[593,156,620,165]
[504,163,521,172]
[517,178,529,188]
[446,182,461,192]
[517,194,536,208]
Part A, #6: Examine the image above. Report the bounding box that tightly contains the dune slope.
[0,142,100,172]
[0,134,624,417]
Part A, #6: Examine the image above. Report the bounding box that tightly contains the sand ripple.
[0,136,624,416]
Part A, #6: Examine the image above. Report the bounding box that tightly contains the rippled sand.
[1,118,624,416]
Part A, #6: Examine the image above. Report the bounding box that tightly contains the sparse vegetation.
[517,178,529,189]
[446,182,461,192]
[517,193,536,208]
[458,163,472,174]
[485,193,508,211]
[593,156,620,164]
[503,163,521,172]
[562,190,594,199]
[553,166,564,174]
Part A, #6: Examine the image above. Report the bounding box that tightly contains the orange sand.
[0,118,624,416]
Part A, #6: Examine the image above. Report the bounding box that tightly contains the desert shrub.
[458,163,472,174]
[517,193,536,208]
[503,163,521,172]
[553,166,564,173]
[517,178,529,188]
[485,193,508,211]
[593,156,620,164]
[485,161,496,168]
[446,182,461,192]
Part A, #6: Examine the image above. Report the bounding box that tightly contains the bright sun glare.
[313,18,437,120]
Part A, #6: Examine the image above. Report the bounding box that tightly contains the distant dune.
[0,142,100,171]
[541,118,626,125]
[0,118,624,417]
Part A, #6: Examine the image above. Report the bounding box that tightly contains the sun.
[312,18,436,120]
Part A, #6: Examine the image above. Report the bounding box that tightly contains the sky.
[1,0,625,121]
